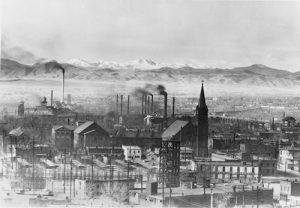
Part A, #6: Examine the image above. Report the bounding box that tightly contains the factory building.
[52,125,76,151]
[73,121,110,149]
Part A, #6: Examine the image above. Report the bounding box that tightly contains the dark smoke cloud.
[133,87,153,96]
[157,84,167,96]
[132,83,168,97]
[45,61,65,73]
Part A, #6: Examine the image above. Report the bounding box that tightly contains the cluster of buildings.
[2,83,300,207]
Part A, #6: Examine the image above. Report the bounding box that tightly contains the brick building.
[73,121,110,149]
[52,125,76,151]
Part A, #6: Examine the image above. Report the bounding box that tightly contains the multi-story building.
[180,147,193,160]
[52,125,76,151]
[280,179,300,207]
[122,145,141,161]
[278,147,300,172]
[195,160,260,184]
[258,159,277,176]
[240,140,277,159]
[73,121,110,149]
[161,120,196,147]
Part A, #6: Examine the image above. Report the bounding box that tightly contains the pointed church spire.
[199,80,206,108]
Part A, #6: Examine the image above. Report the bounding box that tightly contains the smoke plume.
[157,84,167,96]
[45,61,65,73]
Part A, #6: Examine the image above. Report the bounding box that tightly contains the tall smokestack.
[142,95,144,115]
[151,95,153,114]
[61,71,65,103]
[147,96,150,115]
[172,97,175,118]
[120,95,123,116]
[164,94,167,119]
[116,94,119,114]
[50,90,53,107]
[144,95,147,115]
[157,85,168,126]
[44,61,64,104]
[127,95,130,115]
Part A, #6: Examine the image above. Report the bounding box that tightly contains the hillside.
[1,58,300,90]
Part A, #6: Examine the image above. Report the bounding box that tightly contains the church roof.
[198,82,207,109]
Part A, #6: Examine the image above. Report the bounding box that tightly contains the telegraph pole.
[32,137,35,191]
[169,188,172,208]
[91,154,94,184]
[256,186,259,208]
[127,145,131,204]
[70,159,72,199]
[242,184,245,208]
[64,149,66,193]
[210,188,213,208]
[140,175,143,193]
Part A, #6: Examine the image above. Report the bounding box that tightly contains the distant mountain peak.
[67,59,92,67]
[251,64,269,68]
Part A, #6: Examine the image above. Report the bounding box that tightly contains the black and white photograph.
[1,0,300,207]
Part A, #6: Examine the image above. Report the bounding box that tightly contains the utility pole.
[64,149,66,193]
[162,168,165,206]
[91,154,94,184]
[10,136,13,169]
[127,145,131,204]
[32,137,35,191]
[256,186,259,208]
[285,158,287,176]
[140,175,143,193]
[203,177,206,198]
[242,184,245,208]
[70,158,72,200]
[169,188,172,208]
[210,188,213,208]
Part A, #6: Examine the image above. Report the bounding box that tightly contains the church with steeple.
[195,81,209,157]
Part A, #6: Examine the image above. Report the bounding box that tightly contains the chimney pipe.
[142,95,144,115]
[120,95,123,116]
[50,90,53,107]
[147,96,150,115]
[127,95,130,115]
[164,94,167,119]
[116,94,119,114]
[172,97,175,118]
[61,71,65,103]
[144,95,146,115]
[151,95,153,114]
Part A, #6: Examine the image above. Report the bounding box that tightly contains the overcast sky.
[2,0,300,71]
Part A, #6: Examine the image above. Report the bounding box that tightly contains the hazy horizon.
[2,0,300,71]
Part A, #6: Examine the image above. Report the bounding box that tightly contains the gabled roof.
[74,121,95,134]
[84,129,96,135]
[9,127,24,137]
[53,125,76,131]
[162,120,189,140]
[53,125,63,131]
[74,121,98,134]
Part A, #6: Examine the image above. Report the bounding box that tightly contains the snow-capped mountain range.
[66,58,205,70]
